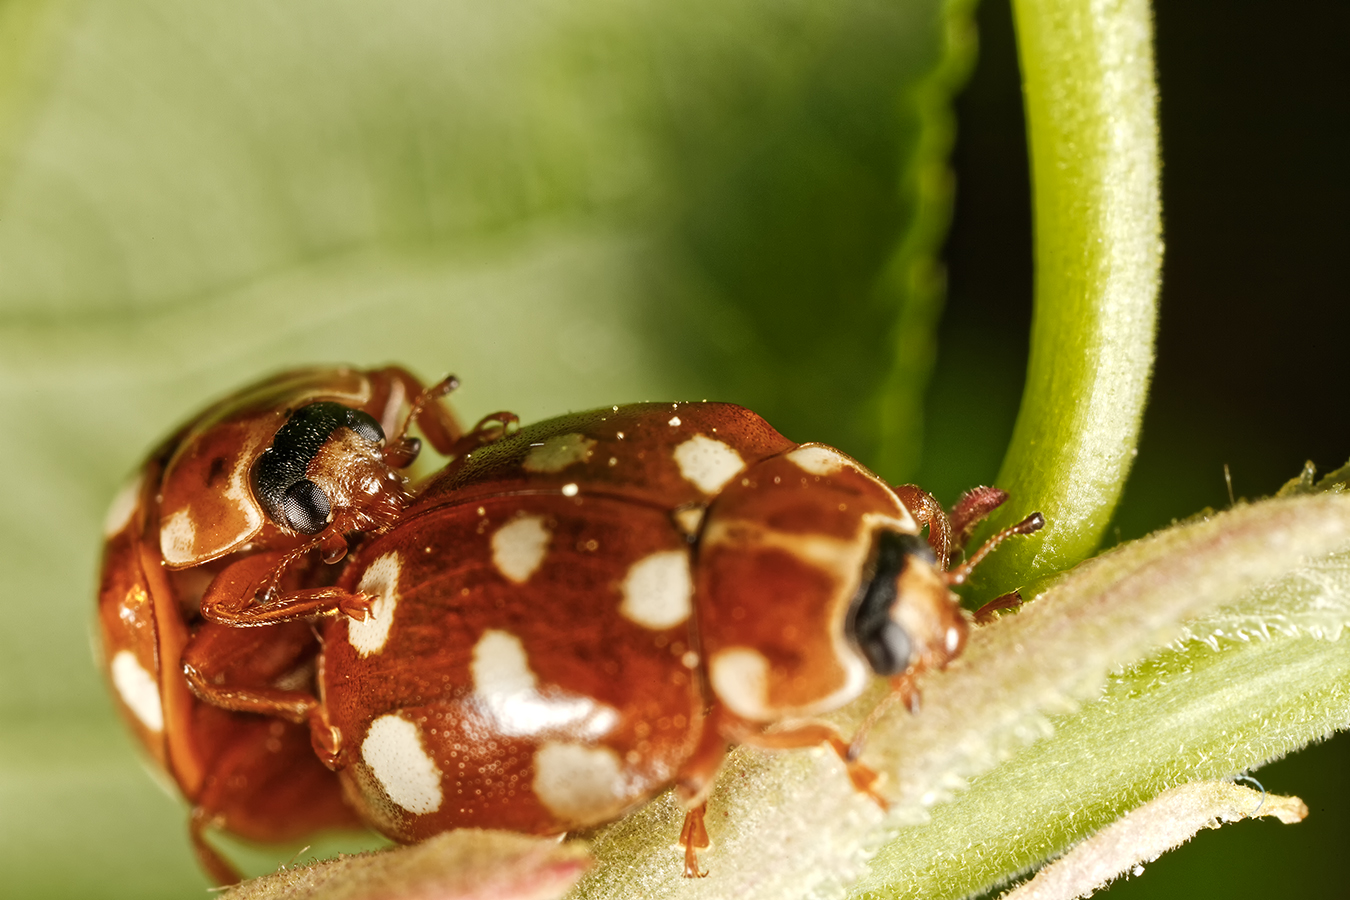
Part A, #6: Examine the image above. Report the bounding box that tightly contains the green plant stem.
[972,0,1161,599]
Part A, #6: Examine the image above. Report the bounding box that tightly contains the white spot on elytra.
[523,433,596,474]
[472,631,536,695]
[362,714,443,815]
[110,650,163,732]
[492,515,551,584]
[532,742,627,824]
[786,445,851,477]
[471,631,618,740]
[673,435,745,495]
[946,626,961,654]
[668,416,681,427]
[620,550,693,630]
[672,506,705,537]
[349,552,401,656]
[160,510,196,563]
[709,648,772,722]
[103,473,143,537]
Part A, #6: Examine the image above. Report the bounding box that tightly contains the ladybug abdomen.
[322,492,705,841]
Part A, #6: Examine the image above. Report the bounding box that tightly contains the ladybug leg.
[944,512,1045,587]
[445,410,521,458]
[382,370,464,464]
[180,622,321,725]
[725,717,888,809]
[375,366,465,456]
[678,803,711,878]
[202,585,372,626]
[199,551,372,627]
[189,805,242,885]
[184,709,364,885]
[675,705,732,809]
[974,589,1024,624]
[892,485,952,569]
[672,706,733,877]
[182,661,319,723]
[949,486,1010,548]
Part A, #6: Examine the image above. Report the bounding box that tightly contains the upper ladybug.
[155,365,462,569]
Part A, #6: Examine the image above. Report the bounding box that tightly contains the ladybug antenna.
[385,375,459,465]
[944,511,1045,587]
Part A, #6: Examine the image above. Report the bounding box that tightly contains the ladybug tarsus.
[679,803,711,878]
[1017,511,1048,534]
[974,590,1025,624]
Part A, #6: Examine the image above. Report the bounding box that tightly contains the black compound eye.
[281,479,332,535]
[347,409,384,444]
[860,620,912,677]
[849,530,932,676]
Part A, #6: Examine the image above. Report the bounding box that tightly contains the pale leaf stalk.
[1001,782,1306,900]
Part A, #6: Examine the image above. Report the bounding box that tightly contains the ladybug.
[184,400,1042,877]
[96,365,474,882]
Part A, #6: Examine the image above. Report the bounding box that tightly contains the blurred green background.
[0,0,1344,896]
[935,2,1350,896]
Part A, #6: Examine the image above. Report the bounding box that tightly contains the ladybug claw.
[340,593,375,621]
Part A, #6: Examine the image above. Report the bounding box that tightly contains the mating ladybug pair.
[96,365,1042,883]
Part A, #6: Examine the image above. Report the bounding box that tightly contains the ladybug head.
[252,401,413,539]
[697,445,969,724]
[846,528,967,679]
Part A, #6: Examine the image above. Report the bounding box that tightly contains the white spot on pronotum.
[160,510,197,564]
[786,445,851,477]
[222,454,262,540]
[492,515,551,584]
[362,714,443,815]
[103,473,143,537]
[673,435,745,495]
[471,631,617,740]
[349,552,401,656]
[110,650,163,732]
[708,648,772,722]
[620,550,693,630]
[532,742,626,824]
[668,416,682,427]
[523,433,597,474]
[946,625,962,654]
[561,483,579,497]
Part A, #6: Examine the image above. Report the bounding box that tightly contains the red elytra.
[188,399,1043,878]
[96,365,473,882]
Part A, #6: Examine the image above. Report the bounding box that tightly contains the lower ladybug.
[96,365,480,882]
[189,400,1042,877]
